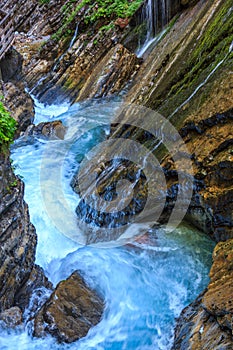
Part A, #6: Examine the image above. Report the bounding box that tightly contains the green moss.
[169,1,233,100]
[39,0,50,4]
[0,100,16,154]
[146,0,233,125]
[99,22,115,32]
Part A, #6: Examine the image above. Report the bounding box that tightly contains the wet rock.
[172,239,233,349]
[0,81,34,135]
[14,265,53,317]
[115,18,129,29]
[0,307,22,328]
[33,271,104,343]
[0,48,23,82]
[202,239,233,333]
[24,120,66,140]
[0,154,37,312]
[76,44,141,101]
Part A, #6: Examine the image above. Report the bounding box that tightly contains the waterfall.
[137,0,173,57]
[53,22,79,72]
[69,22,79,49]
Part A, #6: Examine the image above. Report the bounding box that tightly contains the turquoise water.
[5,98,215,350]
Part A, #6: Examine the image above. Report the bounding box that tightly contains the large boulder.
[0,306,23,328]
[33,271,104,343]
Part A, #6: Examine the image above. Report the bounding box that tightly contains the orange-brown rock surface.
[172,239,233,349]
[33,271,104,343]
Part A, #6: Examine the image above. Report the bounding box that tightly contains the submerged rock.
[33,271,104,343]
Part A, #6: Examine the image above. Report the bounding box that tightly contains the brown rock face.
[172,239,233,349]
[202,239,233,333]
[0,81,35,135]
[172,293,233,350]
[14,264,53,318]
[76,44,141,101]
[179,108,233,242]
[0,154,37,312]
[115,18,129,29]
[33,271,104,343]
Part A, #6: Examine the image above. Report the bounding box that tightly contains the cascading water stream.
[168,40,233,119]
[53,22,80,72]
[3,96,215,350]
[136,0,172,57]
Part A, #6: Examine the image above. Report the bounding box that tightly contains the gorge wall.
[0,0,232,347]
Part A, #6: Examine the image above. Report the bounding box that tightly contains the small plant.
[0,100,16,153]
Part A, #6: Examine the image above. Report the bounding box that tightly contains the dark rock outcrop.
[14,264,53,318]
[33,271,104,343]
[0,154,37,312]
[0,81,34,135]
[0,48,35,135]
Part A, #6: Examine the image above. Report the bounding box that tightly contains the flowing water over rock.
[4,97,215,349]
[136,0,178,56]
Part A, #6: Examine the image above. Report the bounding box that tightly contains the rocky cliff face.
[0,154,37,312]
[0,48,35,136]
[9,0,185,104]
[172,239,233,350]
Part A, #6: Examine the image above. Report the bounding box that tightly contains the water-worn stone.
[33,271,104,343]
[172,239,233,349]
[0,307,22,327]
[202,239,233,333]
[24,120,66,140]
[172,294,233,350]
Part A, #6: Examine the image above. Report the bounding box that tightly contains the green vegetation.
[0,100,16,153]
[85,0,143,23]
[149,0,233,125]
[39,0,50,4]
[169,0,233,99]
[53,0,143,41]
